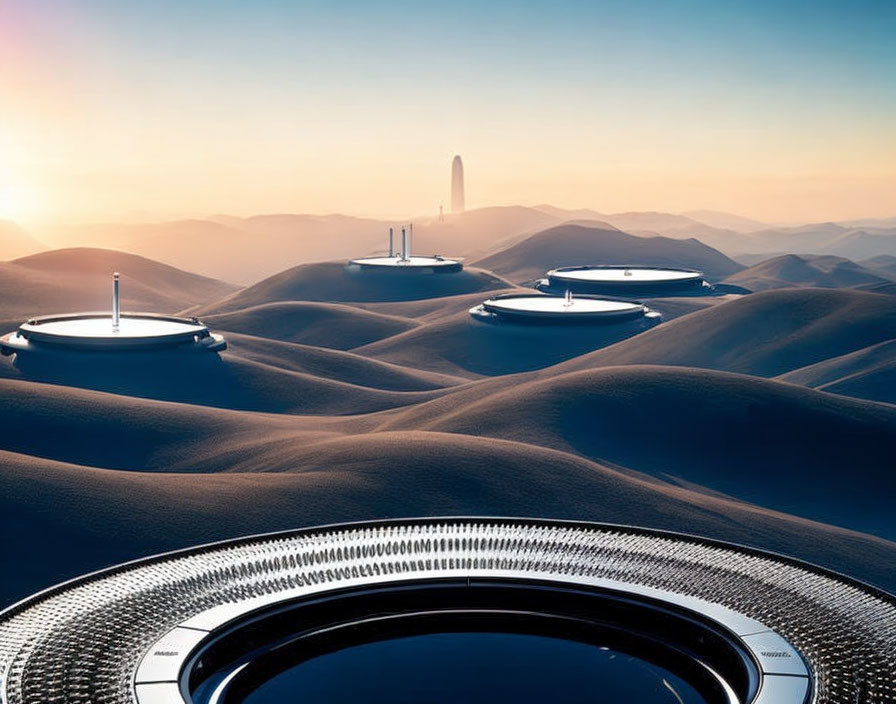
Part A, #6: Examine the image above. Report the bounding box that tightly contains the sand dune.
[4,431,896,606]
[861,255,896,278]
[224,332,466,391]
[638,295,735,320]
[202,301,420,349]
[533,207,701,234]
[39,216,387,284]
[406,206,562,260]
[0,350,442,417]
[531,207,758,254]
[387,365,896,538]
[778,340,896,405]
[355,310,660,377]
[356,290,522,321]
[0,247,237,317]
[3,235,896,615]
[197,261,513,313]
[472,223,743,283]
[723,254,892,292]
[554,288,896,378]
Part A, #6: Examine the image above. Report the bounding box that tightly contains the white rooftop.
[350,255,461,267]
[550,267,702,283]
[20,316,206,340]
[484,296,643,315]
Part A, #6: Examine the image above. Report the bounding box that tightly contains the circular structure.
[0,312,226,354]
[0,273,226,357]
[1,519,894,704]
[348,254,463,273]
[470,292,660,325]
[538,265,710,296]
[349,226,463,273]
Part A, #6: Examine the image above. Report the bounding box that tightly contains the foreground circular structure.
[0,312,226,355]
[1,519,894,704]
[538,265,710,296]
[470,292,659,325]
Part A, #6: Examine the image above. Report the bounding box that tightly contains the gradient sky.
[1,0,894,226]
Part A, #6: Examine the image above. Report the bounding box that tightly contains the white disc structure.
[1,313,226,353]
[349,226,462,272]
[0,273,226,355]
[349,254,463,271]
[540,265,708,295]
[470,293,656,324]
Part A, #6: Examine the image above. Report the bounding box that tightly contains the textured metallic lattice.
[0,519,894,704]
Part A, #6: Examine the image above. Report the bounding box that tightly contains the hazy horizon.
[3,0,895,227]
[11,202,896,235]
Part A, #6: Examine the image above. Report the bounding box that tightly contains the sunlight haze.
[2,0,894,228]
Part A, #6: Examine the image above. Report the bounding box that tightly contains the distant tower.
[451,155,465,213]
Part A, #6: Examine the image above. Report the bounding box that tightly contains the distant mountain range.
[723,254,894,293]
[5,206,893,283]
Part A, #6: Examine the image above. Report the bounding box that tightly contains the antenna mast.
[112,272,121,332]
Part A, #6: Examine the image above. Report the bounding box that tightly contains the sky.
[1,0,894,227]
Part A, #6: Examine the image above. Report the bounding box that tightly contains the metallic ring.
[1,519,893,704]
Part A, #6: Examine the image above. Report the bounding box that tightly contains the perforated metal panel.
[0,519,894,704]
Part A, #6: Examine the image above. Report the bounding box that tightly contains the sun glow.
[0,178,42,225]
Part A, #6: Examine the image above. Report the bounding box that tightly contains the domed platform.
[0,312,226,354]
[348,226,463,273]
[1,518,893,704]
[537,266,710,296]
[0,273,226,357]
[348,254,463,273]
[470,292,660,325]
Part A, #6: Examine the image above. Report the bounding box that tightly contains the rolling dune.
[554,288,896,378]
[0,247,237,317]
[0,351,443,417]
[197,261,513,313]
[472,223,743,283]
[778,340,896,405]
[4,432,896,606]
[2,243,895,617]
[355,310,660,377]
[386,365,896,538]
[202,301,420,349]
[224,332,466,391]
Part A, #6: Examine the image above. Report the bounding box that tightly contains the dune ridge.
[0,247,238,317]
[472,223,743,282]
[202,301,420,349]
[552,288,896,378]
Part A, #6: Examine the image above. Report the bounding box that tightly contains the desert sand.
[1,227,894,609]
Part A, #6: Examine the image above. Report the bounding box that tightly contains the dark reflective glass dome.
[190,582,744,704]
[238,631,707,704]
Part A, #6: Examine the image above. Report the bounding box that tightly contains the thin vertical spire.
[112,272,120,332]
